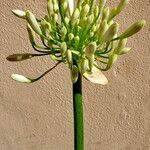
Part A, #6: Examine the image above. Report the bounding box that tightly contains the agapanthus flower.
[8,0,145,84]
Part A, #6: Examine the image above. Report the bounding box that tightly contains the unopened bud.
[88,54,95,72]
[102,23,119,42]
[47,0,54,16]
[80,58,89,74]
[119,20,146,39]
[87,14,94,24]
[66,49,73,67]
[60,42,67,55]
[106,54,118,70]
[68,0,74,15]
[81,4,90,18]
[114,38,128,54]
[6,53,33,62]
[68,33,74,40]
[117,0,130,14]
[12,9,26,19]
[64,17,70,24]
[102,7,110,21]
[61,26,67,39]
[94,6,99,17]
[11,74,32,83]
[71,8,80,25]
[85,42,97,57]
[27,24,35,44]
[119,47,131,55]
[74,36,80,43]
[99,0,107,12]
[71,65,79,83]
[53,0,59,13]
[26,11,42,35]
[98,20,108,40]
[108,8,117,21]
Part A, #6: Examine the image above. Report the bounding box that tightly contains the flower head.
[7,0,146,84]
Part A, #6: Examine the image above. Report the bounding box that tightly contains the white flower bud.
[26,11,42,35]
[11,74,32,83]
[12,9,26,19]
[68,0,74,15]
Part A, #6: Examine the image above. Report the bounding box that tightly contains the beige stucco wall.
[0,0,150,149]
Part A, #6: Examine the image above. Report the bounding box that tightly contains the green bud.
[6,53,33,62]
[106,54,118,70]
[63,1,68,11]
[50,55,57,61]
[60,42,67,55]
[102,7,110,21]
[108,8,118,21]
[68,33,74,40]
[114,38,128,54]
[11,74,32,83]
[119,20,146,39]
[87,14,94,24]
[12,9,26,19]
[102,23,119,42]
[117,0,129,14]
[27,24,35,44]
[47,0,54,16]
[81,4,90,18]
[119,47,132,55]
[94,6,99,17]
[61,26,67,39]
[99,0,106,12]
[71,65,79,83]
[98,20,108,40]
[64,17,70,24]
[71,8,80,25]
[26,11,42,35]
[53,0,59,13]
[74,36,80,43]
[85,42,97,57]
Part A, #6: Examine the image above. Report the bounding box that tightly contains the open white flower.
[83,66,108,85]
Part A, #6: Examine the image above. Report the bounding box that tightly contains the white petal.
[12,9,26,18]
[11,74,32,83]
[68,0,74,15]
[83,66,108,85]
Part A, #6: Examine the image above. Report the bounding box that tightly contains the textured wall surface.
[0,0,150,150]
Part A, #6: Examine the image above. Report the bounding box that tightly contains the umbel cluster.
[7,0,146,84]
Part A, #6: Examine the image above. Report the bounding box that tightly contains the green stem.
[73,69,84,150]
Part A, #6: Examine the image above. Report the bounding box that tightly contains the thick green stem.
[73,72,84,150]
